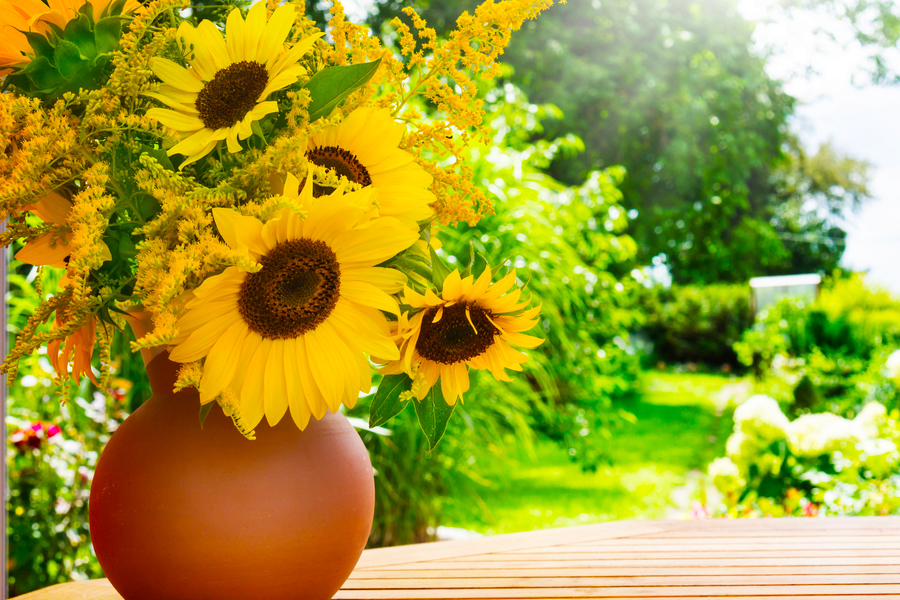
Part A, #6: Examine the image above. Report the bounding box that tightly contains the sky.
[742,2,900,294]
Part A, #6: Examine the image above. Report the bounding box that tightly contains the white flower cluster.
[716,395,899,487]
[884,350,900,380]
[787,412,863,458]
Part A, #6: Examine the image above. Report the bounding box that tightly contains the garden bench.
[18,516,900,598]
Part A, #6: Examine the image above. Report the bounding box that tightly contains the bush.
[735,276,900,373]
[705,395,900,517]
[638,283,753,367]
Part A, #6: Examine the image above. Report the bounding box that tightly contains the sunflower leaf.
[429,246,451,290]
[369,373,412,428]
[54,40,89,80]
[305,58,382,122]
[23,56,65,91]
[414,384,455,452]
[199,404,213,429]
[22,32,55,62]
[94,17,124,55]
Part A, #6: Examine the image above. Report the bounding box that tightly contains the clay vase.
[89,352,375,600]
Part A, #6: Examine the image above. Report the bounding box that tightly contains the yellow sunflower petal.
[225,6,246,62]
[283,339,312,430]
[199,320,248,403]
[15,233,70,267]
[239,338,271,429]
[146,108,204,133]
[331,219,418,265]
[169,314,235,363]
[257,4,295,64]
[328,300,400,361]
[305,325,347,412]
[27,191,70,224]
[242,1,267,63]
[342,266,407,294]
[149,57,203,92]
[293,337,328,420]
[264,341,289,426]
[213,208,268,256]
[340,280,400,315]
[194,20,231,73]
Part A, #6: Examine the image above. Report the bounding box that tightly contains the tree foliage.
[367,0,871,283]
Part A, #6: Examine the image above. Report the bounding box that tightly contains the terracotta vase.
[89,351,375,600]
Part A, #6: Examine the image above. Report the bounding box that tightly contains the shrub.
[638,283,753,367]
[706,395,900,517]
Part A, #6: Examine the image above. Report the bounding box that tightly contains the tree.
[367,0,871,283]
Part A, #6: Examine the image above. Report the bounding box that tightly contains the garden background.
[7,0,900,595]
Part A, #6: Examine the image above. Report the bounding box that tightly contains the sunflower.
[307,106,434,230]
[14,191,111,268]
[381,268,543,405]
[48,314,99,385]
[0,0,141,71]
[145,3,320,167]
[168,174,419,430]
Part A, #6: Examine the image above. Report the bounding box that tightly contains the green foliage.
[707,397,900,517]
[638,283,754,366]
[437,84,643,470]
[734,276,900,416]
[736,276,900,370]
[4,2,133,103]
[350,369,535,546]
[367,0,871,283]
[304,59,383,122]
[5,261,148,595]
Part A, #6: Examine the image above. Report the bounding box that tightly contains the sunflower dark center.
[416,303,499,365]
[238,239,341,339]
[306,145,372,197]
[195,61,269,130]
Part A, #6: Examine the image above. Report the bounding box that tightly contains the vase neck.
[145,351,185,397]
[124,308,167,367]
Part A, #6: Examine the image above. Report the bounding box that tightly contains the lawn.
[442,371,742,535]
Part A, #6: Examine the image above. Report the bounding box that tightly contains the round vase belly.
[89,353,375,600]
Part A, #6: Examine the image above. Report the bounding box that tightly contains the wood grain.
[15,517,900,599]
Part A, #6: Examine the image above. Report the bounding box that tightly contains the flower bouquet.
[0,0,549,597]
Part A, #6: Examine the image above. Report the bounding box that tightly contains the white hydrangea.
[884,350,900,380]
[787,412,864,458]
[854,402,888,438]
[708,457,743,493]
[857,438,900,477]
[733,395,790,442]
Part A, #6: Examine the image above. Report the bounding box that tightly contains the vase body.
[89,352,375,600]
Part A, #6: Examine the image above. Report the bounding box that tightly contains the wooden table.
[19,517,900,599]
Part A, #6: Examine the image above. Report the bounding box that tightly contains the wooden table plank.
[16,517,900,599]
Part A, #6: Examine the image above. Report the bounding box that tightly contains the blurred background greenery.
[8,0,900,595]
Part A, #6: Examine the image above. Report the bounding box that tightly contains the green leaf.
[429,246,452,290]
[63,13,96,60]
[460,241,476,278]
[102,0,128,18]
[54,40,89,80]
[199,403,213,429]
[22,32,55,62]
[94,17,123,55]
[23,56,65,91]
[414,383,456,451]
[369,373,413,428]
[305,59,381,122]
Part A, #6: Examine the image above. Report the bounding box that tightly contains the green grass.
[442,371,741,534]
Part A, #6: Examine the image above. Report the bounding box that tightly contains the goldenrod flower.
[0,0,140,71]
[15,192,111,268]
[383,268,543,405]
[146,3,320,167]
[168,175,419,430]
[308,106,434,229]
